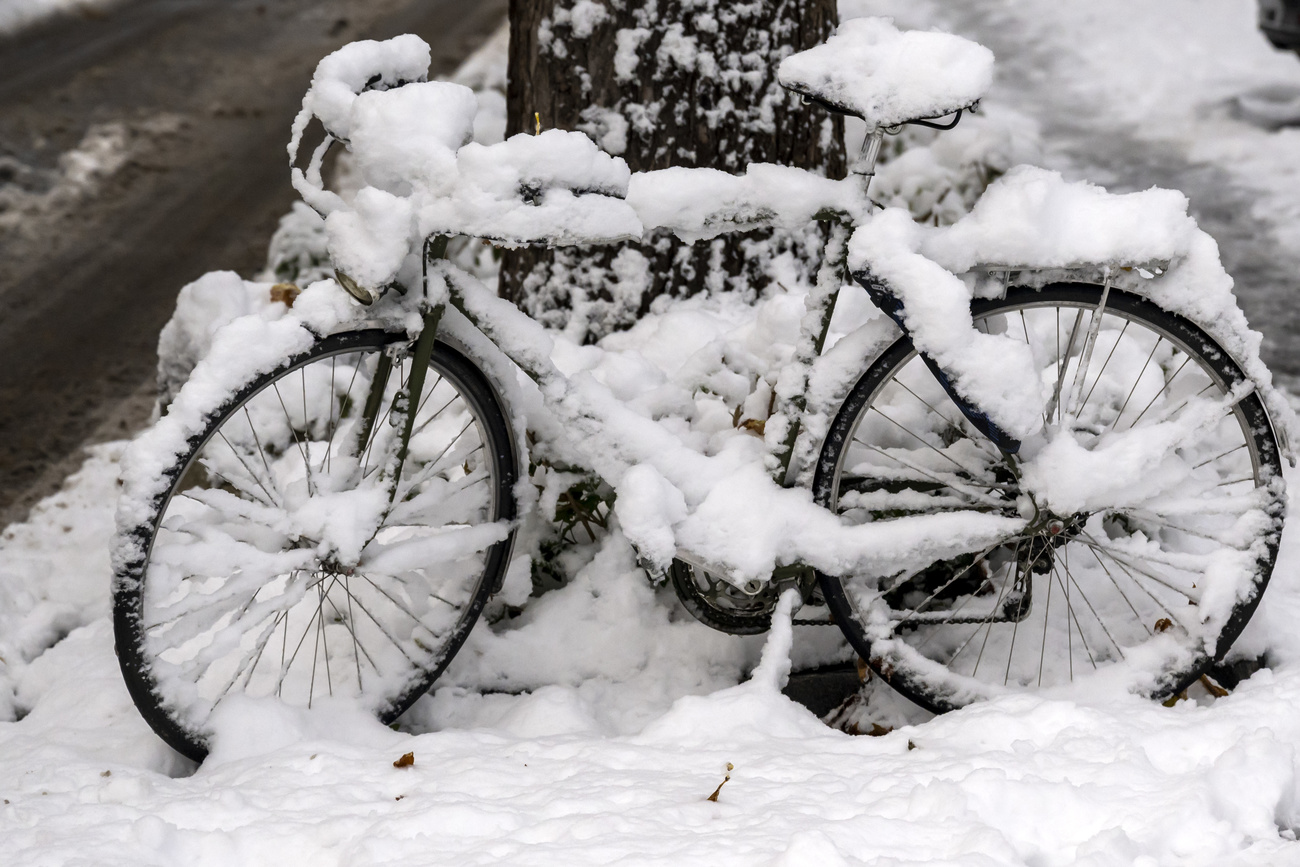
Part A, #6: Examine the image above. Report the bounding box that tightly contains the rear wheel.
[114,331,517,760]
[815,285,1285,711]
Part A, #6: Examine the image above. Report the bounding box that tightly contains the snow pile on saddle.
[778,17,994,128]
[849,165,1296,448]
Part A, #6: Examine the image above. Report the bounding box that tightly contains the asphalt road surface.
[0,0,507,526]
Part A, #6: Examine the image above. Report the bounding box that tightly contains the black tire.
[814,285,1285,712]
[114,331,517,761]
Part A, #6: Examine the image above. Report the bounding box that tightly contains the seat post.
[852,129,885,196]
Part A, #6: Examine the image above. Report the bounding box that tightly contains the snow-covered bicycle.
[113,20,1290,760]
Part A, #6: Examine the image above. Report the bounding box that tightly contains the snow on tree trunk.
[501,0,846,343]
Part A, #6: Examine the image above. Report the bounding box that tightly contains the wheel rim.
[127,335,514,751]
[817,286,1283,711]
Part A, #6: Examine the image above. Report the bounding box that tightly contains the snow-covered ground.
[0,0,125,37]
[5,2,1300,865]
[3,444,1300,864]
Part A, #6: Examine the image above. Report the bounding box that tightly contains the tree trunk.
[502,0,845,343]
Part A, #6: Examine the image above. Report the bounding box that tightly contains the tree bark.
[502,0,845,343]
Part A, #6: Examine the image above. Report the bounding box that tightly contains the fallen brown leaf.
[270,283,301,308]
[705,763,734,802]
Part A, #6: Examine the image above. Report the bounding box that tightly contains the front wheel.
[114,331,518,761]
[815,285,1285,712]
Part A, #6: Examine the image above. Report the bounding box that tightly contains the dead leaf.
[393,752,415,769]
[1199,674,1230,698]
[740,418,766,436]
[706,763,734,802]
[270,283,301,307]
[1154,618,1173,633]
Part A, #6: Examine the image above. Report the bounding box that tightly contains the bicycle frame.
[344,125,1033,592]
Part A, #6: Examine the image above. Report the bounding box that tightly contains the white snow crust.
[292,34,434,145]
[7,438,1300,865]
[290,34,873,294]
[627,163,870,242]
[778,17,994,128]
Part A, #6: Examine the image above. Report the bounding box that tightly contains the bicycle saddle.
[777,17,994,130]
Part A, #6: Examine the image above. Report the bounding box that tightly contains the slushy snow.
[0,0,122,36]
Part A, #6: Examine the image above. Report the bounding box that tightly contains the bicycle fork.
[349,236,451,515]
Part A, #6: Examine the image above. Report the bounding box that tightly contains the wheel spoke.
[358,570,462,620]
[893,540,1006,627]
[1110,336,1163,432]
[1127,354,1193,429]
[332,578,421,667]
[867,405,985,476]
[215,428,281,509]
[1053,561,1094,674]
[849,440,1008,508]
[1037,554,1054,687]
[1078,319,1128,417]
[1056,555,1116,662]
[272,381,315,496]
[971,538,1020,677]
[1084,544,1152,636]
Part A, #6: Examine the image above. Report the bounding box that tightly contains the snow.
[628,163,870,243]
[292,35,435,146]
[848,165,1296,452]
[847,205,1047,440]
[5,449,1300,863]
[421,130,642,247]
[7,3,1300,864]
[0,0,122,36]
[777,17,994,128]
[289,35,645,292]
[848,0,1300,395]
[155,271,286,408]
[920,166,1200,272]
[436,264,1024,584]
[0,114,184,239]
